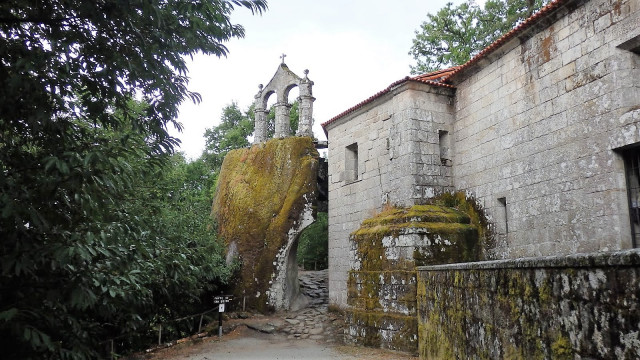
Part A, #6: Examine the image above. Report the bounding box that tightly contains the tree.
[297,212,328,270]
[409,0,546,74]
[202,101,299,176]
[203,102,255,171]
[121,152,233,346]
[0,0,267,358]
[1,0,267,153]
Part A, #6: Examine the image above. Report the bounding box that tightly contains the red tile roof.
[413,66,460,83]
[321,0,568,131]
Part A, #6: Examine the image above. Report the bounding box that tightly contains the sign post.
[213,295,233,337]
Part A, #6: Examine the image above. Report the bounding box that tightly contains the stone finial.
[258,84,263,90]
[280,53,287,64]
[304,69,309,77]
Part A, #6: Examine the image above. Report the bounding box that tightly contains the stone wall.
[345,204,480,353]
[450,0,640,258]
[326,83,455,307]
[417,249,640,359]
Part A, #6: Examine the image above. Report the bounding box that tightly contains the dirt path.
[139,325,417,360]
[131,270,418,360]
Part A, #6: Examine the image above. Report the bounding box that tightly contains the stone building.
[322,0,640,308]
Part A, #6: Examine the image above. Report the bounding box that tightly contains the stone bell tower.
[253,55,315,143]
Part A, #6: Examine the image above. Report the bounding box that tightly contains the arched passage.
[267,156,328,311]
[279,211,329,311]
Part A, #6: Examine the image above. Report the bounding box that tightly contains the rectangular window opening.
[497,197,508,235]
[345,143,358,182]
[439,130,451,166]
[622,147,640,247]
[618,35,640,55]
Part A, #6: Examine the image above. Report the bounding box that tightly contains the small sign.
[213,295,233,304]
[218,303,225,312]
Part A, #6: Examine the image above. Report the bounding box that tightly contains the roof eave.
[321,78,454,131]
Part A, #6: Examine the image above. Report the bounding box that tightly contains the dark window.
[439,130,451,166]
[623,148,640,247]
[345,143,358,182]
[497,197,508,235]
[618,35,640,55]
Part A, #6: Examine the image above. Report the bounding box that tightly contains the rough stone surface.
[326,84,456,307]
[416,249,640,359]
[212,137,318,312]
[278,270,345,344]
[325,0,640,308]
[450,0,640,260]
[344,204,481,354]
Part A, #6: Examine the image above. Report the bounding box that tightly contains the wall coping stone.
[417,249,640,270]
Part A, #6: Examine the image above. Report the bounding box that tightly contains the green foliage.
[409,0,546,73]
[0,0,266,358]
[202,101,300,179]
[203,102,255,172]
[297,212,328,270]
[0,105,234,359]
[122,152,234,345]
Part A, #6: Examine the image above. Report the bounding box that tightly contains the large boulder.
[212,137,318,312]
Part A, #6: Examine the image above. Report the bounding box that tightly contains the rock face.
[212,137,319,312]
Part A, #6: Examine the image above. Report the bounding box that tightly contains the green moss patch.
[346,202,482,354]
[346,309,419,353]
[351,204,480,271]
[431,191,495,256]
[416,267,582,359]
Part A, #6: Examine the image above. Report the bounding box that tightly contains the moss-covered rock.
[431,191,495,257]
[346,203,482,354]
[351,204,479,271]
[212,137,318,312]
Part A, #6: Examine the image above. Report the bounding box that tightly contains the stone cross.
[280,53,286,64]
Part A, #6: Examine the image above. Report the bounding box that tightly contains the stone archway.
[266,203,314,310]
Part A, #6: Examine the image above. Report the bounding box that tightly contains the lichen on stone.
[346,201,482,354]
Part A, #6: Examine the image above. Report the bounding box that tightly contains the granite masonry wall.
[450,0,640,258]
[326,84,455,307]
[321,0,640,355]
[417,249,640,359]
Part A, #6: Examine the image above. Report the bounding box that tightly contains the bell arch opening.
[252,62,314,143]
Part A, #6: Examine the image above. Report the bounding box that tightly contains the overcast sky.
[173,0,476,159]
